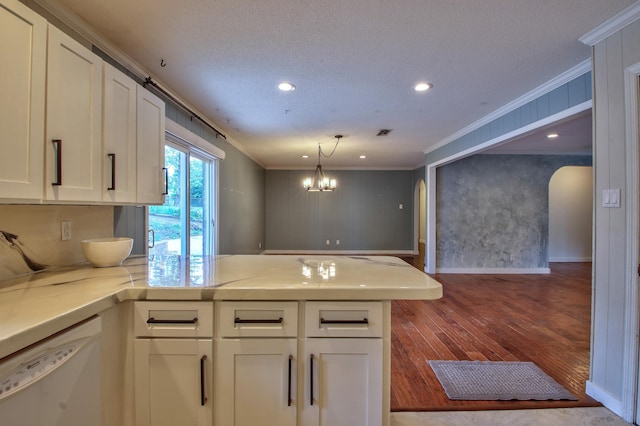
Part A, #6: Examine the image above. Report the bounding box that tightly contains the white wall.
[586,11,640,420]
[549,166,593,262]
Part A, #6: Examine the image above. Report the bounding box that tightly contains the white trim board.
[166,119,226,160]
[436,268,550,274]
[263,250,417,256]
[548,257,593,262]
[586,381,624,418]
[423,60,591,155]
[621,61,640,424]
[579,2,640,46]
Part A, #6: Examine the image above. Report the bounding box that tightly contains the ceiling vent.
[376,129,393,136]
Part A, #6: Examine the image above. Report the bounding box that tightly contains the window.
[148,142,217,256]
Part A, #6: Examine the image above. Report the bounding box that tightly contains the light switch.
[603,189,621,208]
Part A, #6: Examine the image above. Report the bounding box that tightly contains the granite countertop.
[0,255,442,359]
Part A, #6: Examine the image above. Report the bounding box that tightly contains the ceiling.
[53,0,632,169]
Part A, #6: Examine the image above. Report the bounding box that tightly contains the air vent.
[376,129,392,136]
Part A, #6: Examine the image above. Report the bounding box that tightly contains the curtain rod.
[143,76,227,140]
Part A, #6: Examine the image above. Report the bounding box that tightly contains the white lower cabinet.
[301,339,383,426]
[134,339,213,426]
[133,302,213,426]
[215,338,297,426]
[214,300,384,426]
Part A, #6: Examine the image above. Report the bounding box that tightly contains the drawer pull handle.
[200,355,207,406]
[146,317,198,324]
[310,354,315,406]
[320,318,369,325]
[287,355,293,407]
[234,317,283,324]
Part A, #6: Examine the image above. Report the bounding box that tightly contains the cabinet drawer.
[134,301,213,337]
[304,301,383,338]
[217,301,298,337]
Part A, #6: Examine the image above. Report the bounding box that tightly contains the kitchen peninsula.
[0,255,442,426]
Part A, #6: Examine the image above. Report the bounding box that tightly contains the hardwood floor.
[390,262,600,411]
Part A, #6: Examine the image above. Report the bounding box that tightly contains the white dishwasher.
[0,316,102,426]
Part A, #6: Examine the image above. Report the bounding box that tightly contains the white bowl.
[81,237,133,267]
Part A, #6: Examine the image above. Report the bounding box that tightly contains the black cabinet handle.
[310,354,314,406]
[320,318,369,325]
[52,139,62,186]
[146,317,198,324]
[287,355,293,407]
[107,153,116,190]
[162,167,169,195]
[200,355,207,406]
[234,317,283,324]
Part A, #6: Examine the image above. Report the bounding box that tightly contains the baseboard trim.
[586,381,625,420]
[549,257,592,262]
[263,250,417,256]
[435,267,551,274]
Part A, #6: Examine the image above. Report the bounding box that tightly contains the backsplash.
[0,205,114,281]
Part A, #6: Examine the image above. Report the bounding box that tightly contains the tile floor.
[390,407,632,426]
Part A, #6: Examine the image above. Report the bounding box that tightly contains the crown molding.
[423,59,591,155]
[579,1,640,46]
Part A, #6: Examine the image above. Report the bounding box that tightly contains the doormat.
[428,360,578,401]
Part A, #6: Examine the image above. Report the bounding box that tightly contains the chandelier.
[303,135,342,192]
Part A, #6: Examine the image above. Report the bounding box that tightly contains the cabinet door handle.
[309,354,315,406]
[234,317,283,324]
[287,355,293,407]
[148,229,155,249]
[162,167,169,195]
[107,153,116,190]
[200,355,207,406]
[52,139,62,186]
[146,317,198,324]
[320,318,369,325]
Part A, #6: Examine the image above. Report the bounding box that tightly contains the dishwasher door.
[0,316,102,426]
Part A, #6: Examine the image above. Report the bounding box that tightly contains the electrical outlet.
[258,242,262,249]
[336,239,340,245]
[61,220,72,241]
[326,240,330,245]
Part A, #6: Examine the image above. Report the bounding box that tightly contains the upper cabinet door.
[136,86,165,205]
[103,63,137,203]
[0,0,46,202]
[45,25,102,202]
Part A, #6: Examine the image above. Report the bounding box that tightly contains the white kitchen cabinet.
[302,301,384,426]
[215,301,298,426]
[134,338,212,426]
[0,0,46,202]
[102,63,137,203]
[302,338,383,426]
[134,302,213,426]
[45,25,103,202]
[136,86,166,205]
[215,338,297,426]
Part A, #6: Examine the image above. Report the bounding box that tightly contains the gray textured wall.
[266,169,413,251]
[436,154,591,269]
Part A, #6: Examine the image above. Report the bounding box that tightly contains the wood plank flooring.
[390,262,600,411]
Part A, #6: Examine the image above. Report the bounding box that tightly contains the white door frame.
[623,62,640,424]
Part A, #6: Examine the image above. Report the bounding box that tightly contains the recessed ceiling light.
[359,155,366,159]
[278,82,296,92]
[302,155,309,159]
[547,133,559,139]
[414,82,433,92]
